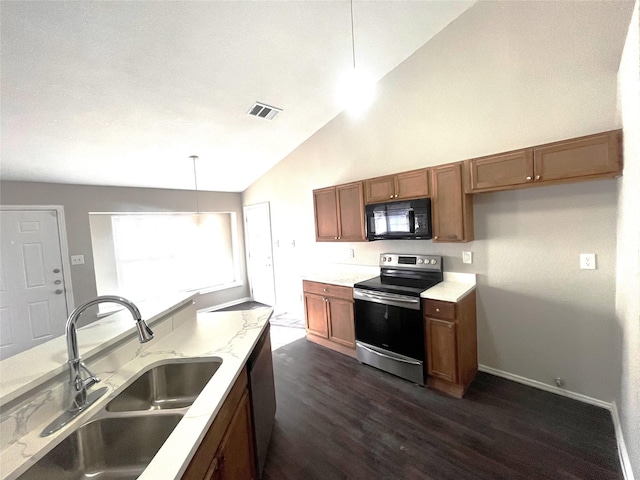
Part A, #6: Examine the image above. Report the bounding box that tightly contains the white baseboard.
[478,365,635,480]
[478,364,612,409]
[611,402,636,480]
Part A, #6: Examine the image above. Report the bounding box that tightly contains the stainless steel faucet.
[42,295,154,436]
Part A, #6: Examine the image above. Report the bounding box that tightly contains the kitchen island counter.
[1,300,273,480]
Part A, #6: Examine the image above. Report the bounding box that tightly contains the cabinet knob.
[435,308,440,312]
[526,176,532,181]
[535,175,541,180]
[335,236,338,240]
[434,235,439,240]
[337,236,341,240]
[394,194,398,198]
[390,195,394,199]
[323,288,327,292]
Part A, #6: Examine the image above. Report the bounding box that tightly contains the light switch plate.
[580,253,596,270]
[462,251,473,264]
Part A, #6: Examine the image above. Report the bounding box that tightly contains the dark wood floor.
[262,339,622,480]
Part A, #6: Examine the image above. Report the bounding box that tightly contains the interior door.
[0,208,71,359]
[243,203,276,307]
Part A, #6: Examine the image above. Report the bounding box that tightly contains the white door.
[243,203,276,307]
[0,209,71,359]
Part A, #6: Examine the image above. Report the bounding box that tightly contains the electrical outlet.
[580,253,596,270]
[462,251,473,264]
[554,377,565,388]
[348,248,354,258]
[71,254,85,265]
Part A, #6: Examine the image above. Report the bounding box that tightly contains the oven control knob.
[430,259,437,265]
[417,259,424,264]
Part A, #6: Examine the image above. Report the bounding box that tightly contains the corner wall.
[616,0,640,476]
[243,1,633,403]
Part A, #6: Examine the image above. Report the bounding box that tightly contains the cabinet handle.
[535,175,541,180]
[526,176,532,181]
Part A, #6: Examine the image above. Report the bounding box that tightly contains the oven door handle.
[358,343,422,366]
[354,289,421,310]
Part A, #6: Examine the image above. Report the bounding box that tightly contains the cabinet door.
[395,169,429,200]
[364,175,395,204]
[467,150,534,192]
[431,163,473,242]
[327,298,355,348]
[533,130,621,182]
[336,182,366,241]
[216,390,256,480]
[304,293,328,338]
[427,318,457,383]
[313,187,338,241]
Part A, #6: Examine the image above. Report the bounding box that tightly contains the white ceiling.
[0,1,475,192]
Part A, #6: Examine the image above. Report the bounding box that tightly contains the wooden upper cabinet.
[431,162,473,243]
[364,175,395,204]
[364,168,429,204]
[533,130,621,183]
[313,182,366,242]
[466,130,622,193]
[336,183,366,241]
[466,149,534,192]
[313,187,339,241]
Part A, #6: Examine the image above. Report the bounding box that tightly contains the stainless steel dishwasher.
[247,323,276,478]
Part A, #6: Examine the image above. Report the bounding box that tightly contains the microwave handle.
[409,210,415,233]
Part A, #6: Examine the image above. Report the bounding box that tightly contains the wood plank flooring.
[262,339,622,480]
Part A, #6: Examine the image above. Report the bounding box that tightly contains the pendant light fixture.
[189,155,200,214]
[335,0,375,115]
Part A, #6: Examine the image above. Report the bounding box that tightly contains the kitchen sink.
[18,414,182,480]
[106,358,223,412]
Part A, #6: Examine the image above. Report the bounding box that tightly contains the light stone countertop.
[0,292,197,407]
[1,303,273,480]
[421,272,477,303]
[300,264,378,287]
[302,267,477,303]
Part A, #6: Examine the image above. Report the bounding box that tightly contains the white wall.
[616,0,640,476]
[244,1,634,403]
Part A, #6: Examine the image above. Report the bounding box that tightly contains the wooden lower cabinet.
[423,291,477,398]
[303,280,356,357]
[182,368,256,480]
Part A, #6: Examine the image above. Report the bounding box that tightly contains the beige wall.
[616,0,640,475]
[0,181,251,315]
[243,0,632,403]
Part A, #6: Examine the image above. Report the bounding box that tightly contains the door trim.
[243,202,276,307]
[1,205,75,313]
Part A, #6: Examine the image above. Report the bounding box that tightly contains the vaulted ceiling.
[0,1,475,192]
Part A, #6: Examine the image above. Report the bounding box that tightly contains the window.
[89,212,240,303]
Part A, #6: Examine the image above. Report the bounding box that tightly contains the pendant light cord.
[190,155,200,214]
[350,0,356,69]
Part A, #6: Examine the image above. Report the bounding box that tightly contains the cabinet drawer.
[423,299,456,320]
[303,281,353,301]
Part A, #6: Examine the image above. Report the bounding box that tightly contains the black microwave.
[365,198,432,241]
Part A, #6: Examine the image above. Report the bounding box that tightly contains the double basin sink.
[18,358,222,480]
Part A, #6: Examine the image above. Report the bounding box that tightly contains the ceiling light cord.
[350,0,356,69]
[190,155,200,214]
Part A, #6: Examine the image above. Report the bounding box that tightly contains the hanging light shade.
[336,0,375,115]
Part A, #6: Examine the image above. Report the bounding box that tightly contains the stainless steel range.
[353,253,443,385]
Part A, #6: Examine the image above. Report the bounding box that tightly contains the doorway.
[243,203,276,308]
[0,206,74,359]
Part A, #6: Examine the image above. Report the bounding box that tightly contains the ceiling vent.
[247,102,282,120]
